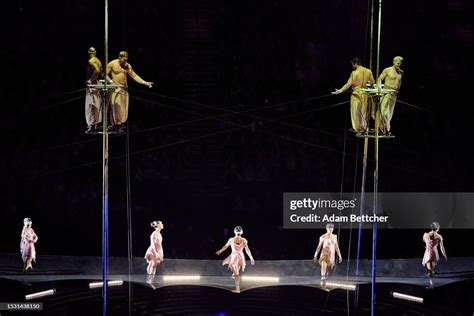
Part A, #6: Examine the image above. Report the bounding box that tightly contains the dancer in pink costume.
[216,226,255,293]
[144,220,164,282]
[422,222,447,288]
[314,223,342,282]
[20,218,38,272]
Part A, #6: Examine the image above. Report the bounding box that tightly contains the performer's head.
[351,57,361,69]
[234,226,243,236]
[326,223,334,233]
[393,56,403,71]
[118,51,129,65]
[151,220,163,230]
[23,218,32,227]
[430,221,440,232]
[88,47,97,57]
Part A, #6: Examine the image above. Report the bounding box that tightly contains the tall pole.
[371,0,383,315]
[102,0,109,314]
[369,0,375,71]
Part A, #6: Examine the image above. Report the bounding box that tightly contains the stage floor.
[1,255,473,292]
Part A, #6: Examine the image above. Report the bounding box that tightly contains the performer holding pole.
[216,226,255,293]
[85,47,103,134]
[376,56,403,135]
[332,57,375,134]
[105,51,153,133]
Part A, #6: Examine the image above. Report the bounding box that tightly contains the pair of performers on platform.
[85,47,153,134]
[332,56,404,136]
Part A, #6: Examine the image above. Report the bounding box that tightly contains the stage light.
[162,275,201,282]
[324,282,356,291]
[392,292,423,303]
[25,289,56,300]
[89,280,124,289]
[241,276,280,283]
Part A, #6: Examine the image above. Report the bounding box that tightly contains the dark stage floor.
[1,255,473,315]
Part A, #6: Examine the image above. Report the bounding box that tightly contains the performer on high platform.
[216,226,255,293]
[314,223,342,282]
[377,56,403,135]
[20,218,39,272]
[85,47,103,134]
[144,220,164,283]
[422,222,447,287]
[332,57,375,133]
[106,51,153,133]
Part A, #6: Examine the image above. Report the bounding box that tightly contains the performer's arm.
[314,238,323,260]
[368,70,375,85]
[128,65,153,88]
[216,239,231,255]
[378,68,387,85]
[32,230,38,243]
[332,74,353,95]
[334,235,342,263]
[244,240,255,264]
[87,59,101,83]
[105,62,113,83]
[439,236,447,260]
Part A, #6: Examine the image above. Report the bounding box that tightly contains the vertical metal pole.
[125,121,133,316]
[369,0,375,71]
[371,1,382,315]
[102,0,109,315]
[354,137,368,312]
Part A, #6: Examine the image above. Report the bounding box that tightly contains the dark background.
[1,0,473,261]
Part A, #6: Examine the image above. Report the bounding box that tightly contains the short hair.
[326,223,335,229]
[234,226,243,235]
[119,51,129,58]
[88,47,96,54]
[430,222,440,231]
[351,57,361,65]
[393,56,403,63]
[151,220,162,228]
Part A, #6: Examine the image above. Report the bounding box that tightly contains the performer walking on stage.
[332,57,375,133]
[20,218,39,272]
[106,51,153,133]
[314,223,342,282]
[85,47,103,134]
[216,226,255,293]
[144,220,164,283]
[422,222,447,288]
[377,56,404,135]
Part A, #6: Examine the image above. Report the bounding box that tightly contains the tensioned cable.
[33,94,435,179]
[35,94,348,152]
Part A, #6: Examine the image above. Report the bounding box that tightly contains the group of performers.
[19,218,447,290]
[85,48,153,134]
[332,56,404,136]
[140,220,447,291]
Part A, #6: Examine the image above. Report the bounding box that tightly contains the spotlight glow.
[324,282,356,291]
[162,275,201,282]
[241,276,280,283]
[25,289,56,300]
[392,292,423,303]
